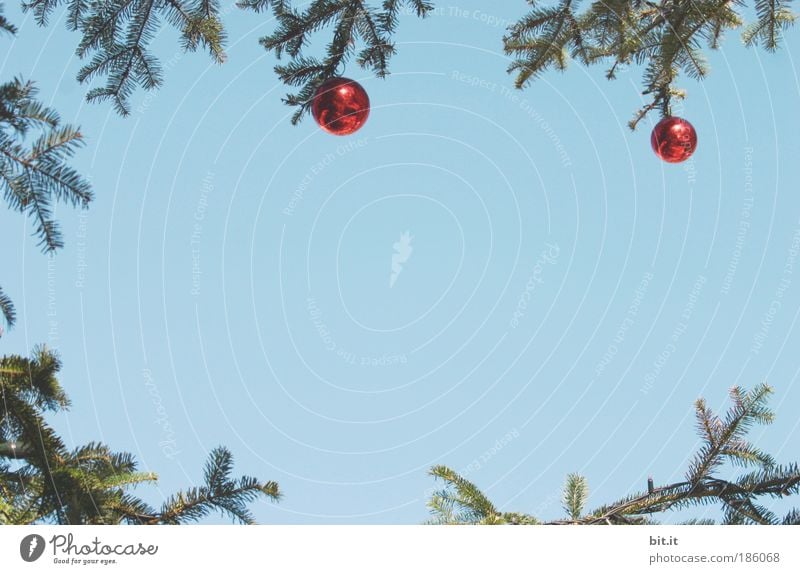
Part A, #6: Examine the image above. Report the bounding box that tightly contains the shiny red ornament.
[651,117,698,163]
[311,77,370,136]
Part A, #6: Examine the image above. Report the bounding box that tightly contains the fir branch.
[506,0,796,129]
[236,0,289,13]
[154,447,281,524]
[783,509,800,524]
[426,384,800,525]
[22,0,229,115]
[743,0,796,50]
[562,473,588,520]
[0,1,16,34]
[505,0,589,88]
[2,350,280,525]
[251,0,433,123]
[0,285,15,329]
[686,384,774,483]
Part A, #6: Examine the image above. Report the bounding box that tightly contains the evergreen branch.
[23,0,228,115]
[427,465,500,524]
[0,78,59,132]
[743,0,796,50]
[2,351,280,525]
[0,285,15,329]
[426,384,799,525]
[562,473,588,520]
[104,494,158,524]
[504,1,581,88]
[0,1,16,34]
[236,0,290,13]
[686,384,774,483]
[253,0,432,123]
[0,78,92,257]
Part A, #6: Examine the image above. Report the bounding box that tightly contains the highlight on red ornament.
[650,116,698,163]
[311,77,370,136]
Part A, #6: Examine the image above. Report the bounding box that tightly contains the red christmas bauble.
[311,77,370,136]
[651,117,698,163]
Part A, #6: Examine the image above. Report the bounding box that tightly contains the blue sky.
[2,1,800,524]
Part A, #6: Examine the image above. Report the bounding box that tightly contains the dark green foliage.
[504,0,797,128]
[243,0,434,123]
[0,78,93,252]
[563,473,588,520]
[783,508,800,524]
[0,1,16,34]
[744,0,797,49]
[1,346,281,524]
[0,62,93,331]
[21,0,228,115]
[427,384,800,525]
[13,0,796,126]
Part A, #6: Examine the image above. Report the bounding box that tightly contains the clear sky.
[2,1,800,524]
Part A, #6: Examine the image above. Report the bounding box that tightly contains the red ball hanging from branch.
[650,117,698,163]
[311,77,370,136]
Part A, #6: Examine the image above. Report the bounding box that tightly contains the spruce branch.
[426,384,800,525]
[427,465,540,525]
[153,446,281,524]
[2,349,280,525]
[0,76,92,332]
[1,79,92,253]
[562,473,589,521]
[0,1,16,34]
[743,0,796,50]
[0,285,15,330]
[784,509,800,524]
[21,0,229,115]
